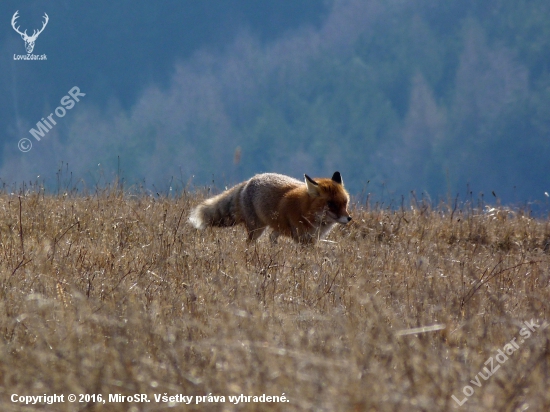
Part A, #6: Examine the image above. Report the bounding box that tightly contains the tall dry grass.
[0,185,549,411]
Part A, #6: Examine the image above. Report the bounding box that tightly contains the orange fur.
[189,172,351,243]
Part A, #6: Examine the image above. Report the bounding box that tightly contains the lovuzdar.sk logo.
[11,10,48,60]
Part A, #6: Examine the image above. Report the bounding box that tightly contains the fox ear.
[332,171,343,185]
[304,174,319,196]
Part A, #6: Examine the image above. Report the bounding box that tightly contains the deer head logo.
[11,11,49,54]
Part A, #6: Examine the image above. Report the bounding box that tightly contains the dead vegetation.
[0,185,549,411]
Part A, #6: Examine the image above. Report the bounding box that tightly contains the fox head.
[304,171,352,224]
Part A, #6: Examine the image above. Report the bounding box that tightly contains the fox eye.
[327,201,336,210]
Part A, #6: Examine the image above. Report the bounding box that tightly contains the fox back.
[189,171,351,243]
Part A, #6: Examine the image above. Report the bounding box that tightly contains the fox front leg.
[269,231,280,244]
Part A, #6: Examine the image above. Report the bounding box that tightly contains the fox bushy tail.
[189,182,247,229]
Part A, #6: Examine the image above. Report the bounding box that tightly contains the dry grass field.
[0,185,549,411]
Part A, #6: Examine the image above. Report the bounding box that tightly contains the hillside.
[0,188,549,411]
[2,0,550,204]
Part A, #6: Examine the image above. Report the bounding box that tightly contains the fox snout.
[326,207,352,224]
[339,214,352,224]
[334,213,352,224]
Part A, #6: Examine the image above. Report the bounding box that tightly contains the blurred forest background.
[1,0,549,207]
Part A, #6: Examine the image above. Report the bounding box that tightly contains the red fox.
[189,171,351,243]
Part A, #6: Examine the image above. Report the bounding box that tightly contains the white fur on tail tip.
[189,206,206,230]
